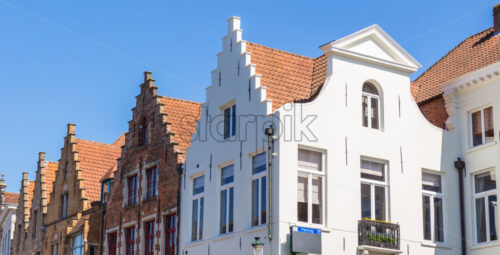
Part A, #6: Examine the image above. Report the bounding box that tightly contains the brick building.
[104,72,200,255]
[42,124,123,255]
[20,152,58,255]
[11,173,35,255]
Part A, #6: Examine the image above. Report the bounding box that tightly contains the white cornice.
[443,61,500,94]
[324,46,419,73]
[320,24,421,73]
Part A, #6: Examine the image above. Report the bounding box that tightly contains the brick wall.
[418,95,448,129]
[105,72,198,255]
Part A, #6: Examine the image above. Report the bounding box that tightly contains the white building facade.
[442,61,500,255]
[178,17,466,255]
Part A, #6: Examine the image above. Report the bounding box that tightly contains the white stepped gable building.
[178,16,469,255]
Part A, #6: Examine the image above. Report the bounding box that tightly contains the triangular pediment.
[320,24,421,73]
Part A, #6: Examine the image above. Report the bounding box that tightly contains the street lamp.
[252,237,264,255]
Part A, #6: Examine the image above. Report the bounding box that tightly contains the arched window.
[362,82,381,130]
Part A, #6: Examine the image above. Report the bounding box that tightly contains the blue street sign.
[296,227,321,234]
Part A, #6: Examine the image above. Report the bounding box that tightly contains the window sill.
[214,233,236,242]
[421,241,451,249]
[143,196,158,203]
[135,144,148,151]
[185,240,205,249]
[467,141,497,153]
[123,203,137,209]
[470,240,500,250]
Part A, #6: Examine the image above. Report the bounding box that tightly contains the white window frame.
[469,105,494,148]
[472,169,498,244]
[297,148,326,226]
[360,158,389,221]
[362,86,381,130]
[191,175,205,242]
[219,164,234,235]
[421,171,445,243]
[251,152,267,227]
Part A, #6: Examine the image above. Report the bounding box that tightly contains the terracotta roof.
[412,27,500,103]
[75,138,122,205]
[26,181,35,215]
[4,192,19,205]
[158,97,201,160]
[44,162,58,203]
[112,133,126,147]
[100,163,117,182]
[245,42,327,110]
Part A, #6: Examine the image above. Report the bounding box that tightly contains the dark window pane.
[261,176,267,224]
[375,186,386,221]
[199,197,204,239]
[252,153,266,174]
[472,110,483,146]
[191,199,198,241]
[220,190,227,234]
[362,82,379,95]
[371,97,379,130]
[297,174,308,222]
[312,176,322,224]
[476,197,487,243]
[297,202,308,222]
[434,197,444,242]
[362,95,368,127]
[475,172,496,193]
[484,107,494,143]
[229,187,234,233]
[489,195,497,241]
[423,195,431,241]
[361,184,371,219]
[251,179,259,226]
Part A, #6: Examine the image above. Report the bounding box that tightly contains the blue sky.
[0,0,497,192]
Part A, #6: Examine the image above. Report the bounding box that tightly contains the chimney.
[67,123,76,136]
[144,71,152,82]
[495,4,500,34]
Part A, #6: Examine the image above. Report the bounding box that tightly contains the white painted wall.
[178,17,465,255]
[443,63,500,255]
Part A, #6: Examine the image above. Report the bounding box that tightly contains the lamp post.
[252,237,264,255]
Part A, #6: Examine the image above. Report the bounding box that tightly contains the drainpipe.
[176,163,184,255]
[265,125,275,242]
[454,158,466,255]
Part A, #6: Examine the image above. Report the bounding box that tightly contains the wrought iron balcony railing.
[358,219,400,250]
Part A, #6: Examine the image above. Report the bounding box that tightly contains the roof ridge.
[74,138,121,148]
[247,41,315,60]
[412,27,493,86]
[159,96,201,105]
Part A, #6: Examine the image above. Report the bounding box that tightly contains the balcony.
[358,219,400,253]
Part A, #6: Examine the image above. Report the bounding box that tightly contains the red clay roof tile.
[158,97,201,161]
[412,27,500,103]
[44,162,58,203]
[4,192,19,205]
[74,138,122,205]
[246,42,327,110]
